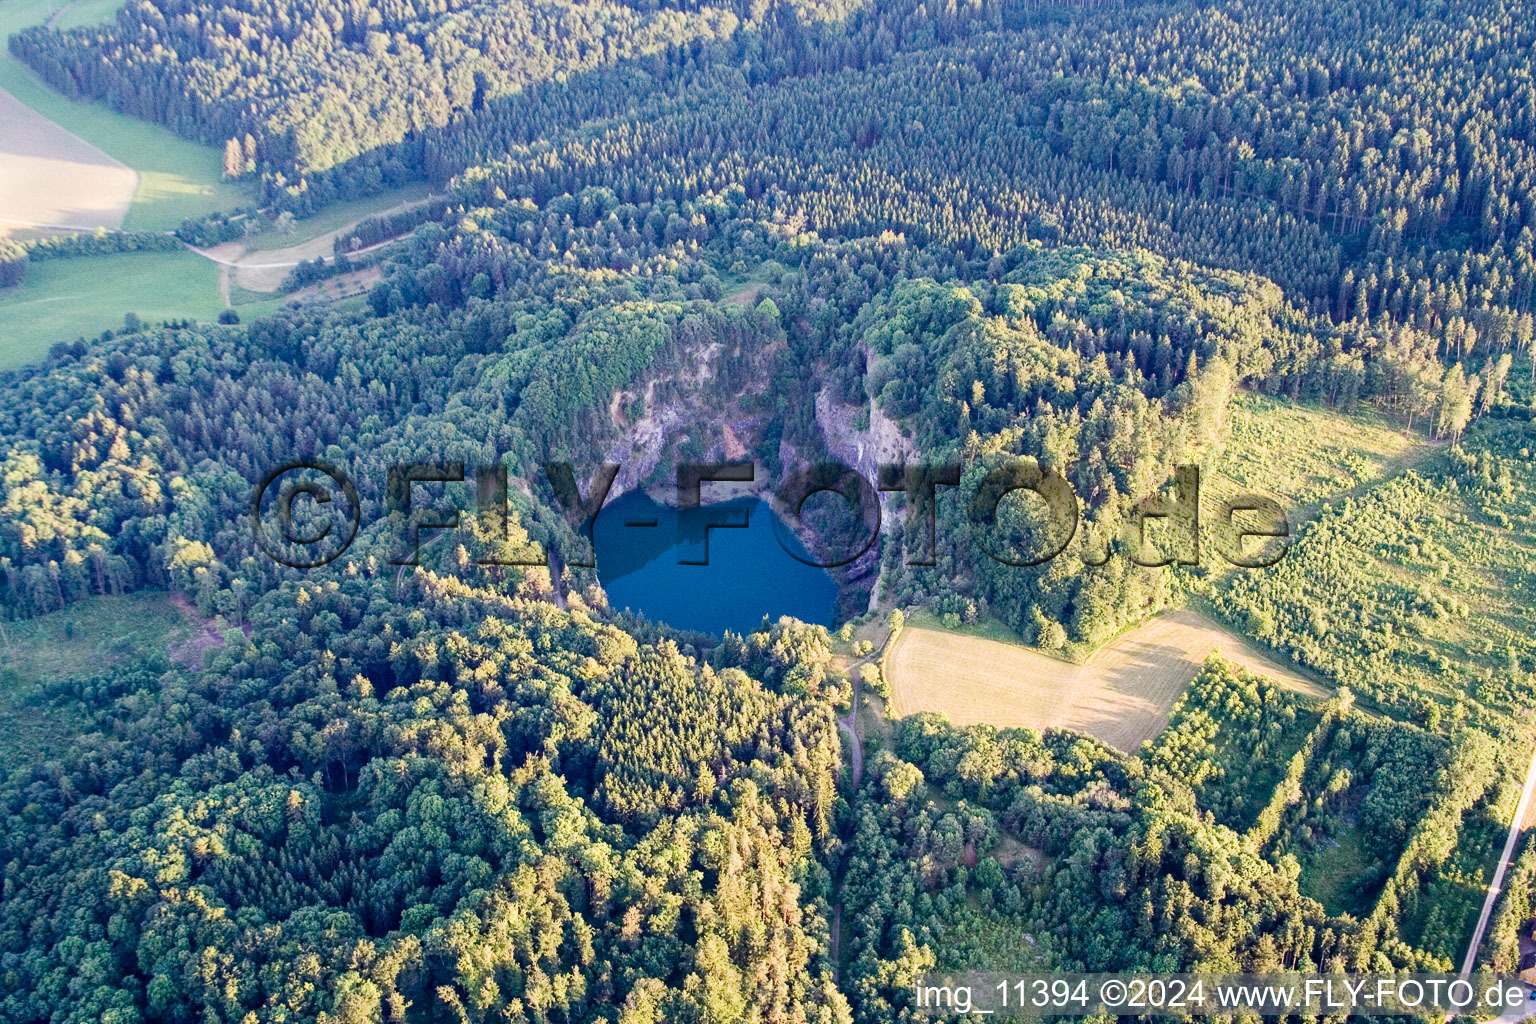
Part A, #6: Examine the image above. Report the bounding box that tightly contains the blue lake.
[592,489,837,635]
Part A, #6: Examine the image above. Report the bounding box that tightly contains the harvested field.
[0,86,137,236]
[886,608,1326,751]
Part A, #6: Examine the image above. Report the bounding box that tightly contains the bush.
[0,239,27,287]
[23,230,181,261]
[175,211,254,246]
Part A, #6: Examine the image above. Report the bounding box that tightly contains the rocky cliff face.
[580,328,913,619]
[813,349,915,614]
[598,334,777,500]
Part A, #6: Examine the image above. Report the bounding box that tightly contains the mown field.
[0,0,439,367]
[886,608,1325,751]
[0,85,137,234]
[0,0,268,367]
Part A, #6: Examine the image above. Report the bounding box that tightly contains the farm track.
[7,195,430,294]
[1460,744,1536,980]
[45,0,85,27]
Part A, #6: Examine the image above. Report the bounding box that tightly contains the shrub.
[0,239,27,287]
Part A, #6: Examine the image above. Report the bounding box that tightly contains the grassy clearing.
[856,688,895,757]
[719,258,789,307]
[47,0,119,29]
[886,608,1324,751]
[1212,418,1536,730]
[1298,825,1376,918]
[932,905,1053,973]
[1206,391,1425,521]
[0,592,198,686]
[1422,425,1536,717]
[0,0,254,229]
[227,292,290,317]
[0,592,200,763]
[0,250,225,368]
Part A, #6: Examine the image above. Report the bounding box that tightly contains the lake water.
[593,489,837,635]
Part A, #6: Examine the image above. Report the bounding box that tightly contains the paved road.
[1495,988,1536,1023]
[1460,745,1536,978]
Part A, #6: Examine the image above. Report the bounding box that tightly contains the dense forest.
[0,563,853,1022]
[5,0,1536,1020]
[1,188,1530,1020]
[15,0,1536,338]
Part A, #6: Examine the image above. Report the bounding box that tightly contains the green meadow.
[0,250,285,368]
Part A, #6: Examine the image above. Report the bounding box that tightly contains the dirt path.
[1460,744,1536,978]
[722,279,763,307]
[830,904,842,983]
[230,193,437,289]
[188,225,421,293]
[828,638,874,979]
[888,608,1327,751]
[166,593,239,668]
[837,712,862,789]
[1288,438,1442,530]
[6,187,425,303]
[838,673,864,790]
[46,0,85,27]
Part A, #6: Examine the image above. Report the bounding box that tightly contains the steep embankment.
[814,359,916,610]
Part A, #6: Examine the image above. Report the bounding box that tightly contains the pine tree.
[1433,363,1472,442]
[222,137,243,179]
